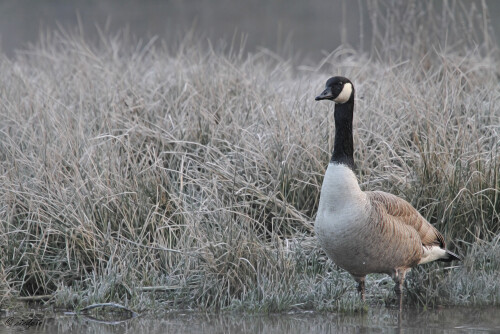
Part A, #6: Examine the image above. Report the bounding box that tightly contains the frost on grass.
[1,0,499,312]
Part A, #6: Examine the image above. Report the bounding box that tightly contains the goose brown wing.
[366,191,445,248]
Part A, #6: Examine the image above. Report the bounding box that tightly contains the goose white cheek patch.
[334,83,353,103]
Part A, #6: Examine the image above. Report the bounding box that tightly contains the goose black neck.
[331,98,355,170]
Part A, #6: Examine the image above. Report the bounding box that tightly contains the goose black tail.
[439,249,462,262]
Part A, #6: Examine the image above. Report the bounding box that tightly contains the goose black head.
[315,76,354,103]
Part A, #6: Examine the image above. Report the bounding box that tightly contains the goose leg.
[392,269,407,311]
[394,279,403,311]
[354,276,366,301]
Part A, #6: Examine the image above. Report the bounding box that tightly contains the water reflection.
[2,307,499,334]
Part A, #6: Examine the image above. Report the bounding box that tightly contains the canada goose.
[314,76,460,309]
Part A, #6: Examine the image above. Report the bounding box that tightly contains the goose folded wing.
[366,191,445,248]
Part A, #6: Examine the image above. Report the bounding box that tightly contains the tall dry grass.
[0,0,499,311]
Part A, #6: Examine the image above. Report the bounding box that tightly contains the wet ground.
[1,307,499,334]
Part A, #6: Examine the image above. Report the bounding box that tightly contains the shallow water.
[1,307,500,334]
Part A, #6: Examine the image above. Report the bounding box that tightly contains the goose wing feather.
[366,191,445,248]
